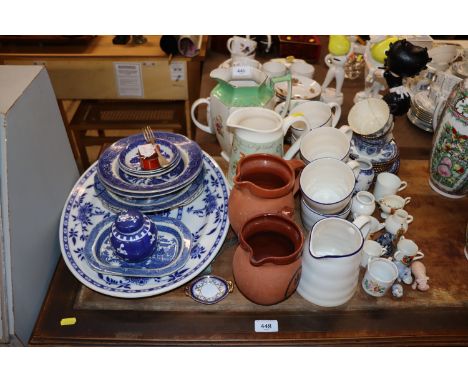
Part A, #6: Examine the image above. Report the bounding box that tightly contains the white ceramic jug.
[225,107,310,187]
[298,216,371,307]
[191,67,292,161]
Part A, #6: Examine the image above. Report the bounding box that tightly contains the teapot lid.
[114,209,145,234]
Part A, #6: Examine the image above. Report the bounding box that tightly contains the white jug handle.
[338,125,353,141]
[282,114,309,136]
[346,159,361,179]
[283,116,311,160]
[353,215,371,241]
[227,37,235,54]
[191,98,214,134]
[404,196,412,205]
[327,102,341,128]
[406,215,414,224]
[398,181,408,192]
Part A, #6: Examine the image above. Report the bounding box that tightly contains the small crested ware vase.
[351,191,376,219]
[110,209,158,262]
[232,214,304,305]
[228,153,304,234]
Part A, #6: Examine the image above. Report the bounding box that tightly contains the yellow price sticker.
[291,113,304,117]
[60,317,77,326]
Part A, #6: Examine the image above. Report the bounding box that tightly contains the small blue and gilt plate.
[185,275,233,305]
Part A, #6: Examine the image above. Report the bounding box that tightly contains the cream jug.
[225,107,310,187]
[191,67,292,161]
[298,216,371,307]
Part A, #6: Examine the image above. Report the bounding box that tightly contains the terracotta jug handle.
[287,159,305,195]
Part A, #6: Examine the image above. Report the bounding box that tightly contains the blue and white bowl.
[110,209,158,262]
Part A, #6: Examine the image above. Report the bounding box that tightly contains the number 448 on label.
[255,320,279,333]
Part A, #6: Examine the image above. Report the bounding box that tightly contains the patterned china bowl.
[110,209,158,262]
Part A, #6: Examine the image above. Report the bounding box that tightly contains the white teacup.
[262,61,287,78]
[362,257,398,297]
[290,61,315,79]
[300,158,360,214]
[373,172,408,201]
[284,125,352,162]
[348,98,391,137]
[287,100,342,141]
[360,240,387,268]
[378,194,412,218]
[227,36,257,58]
[394,237,425,266]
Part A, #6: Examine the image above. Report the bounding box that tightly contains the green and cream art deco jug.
[191,66,292,161]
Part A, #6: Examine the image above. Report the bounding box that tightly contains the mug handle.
[381,247,388,256]
[338,125,353,141]
[413,251,425,261]
[398,181,408,192]
[406,215,414,224]
[227,37,235,54]
[287,159,306,195]
[327,102,341,128]
[404,197,412,205]
[353,215,371,241]
[191,98,214,134]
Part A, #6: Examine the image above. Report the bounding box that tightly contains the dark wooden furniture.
[0,36,208,170]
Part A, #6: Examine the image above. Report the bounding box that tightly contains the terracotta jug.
[232,214,304,305]
[228,153,304,234]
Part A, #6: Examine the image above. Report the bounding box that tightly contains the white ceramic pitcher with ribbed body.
[298,216,371,307]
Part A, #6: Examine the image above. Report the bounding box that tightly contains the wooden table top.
[0,35,208,61]
[30,155,468,346]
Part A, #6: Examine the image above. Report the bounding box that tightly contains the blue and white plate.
[59,152,230,298]
[84,216,192,278]
[118,137,182,177]
[94,166,205,213]
[350,138,399,165]
[98,132,203,195]
[185,275,233,305]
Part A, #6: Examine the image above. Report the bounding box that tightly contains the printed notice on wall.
[114,62,144,97]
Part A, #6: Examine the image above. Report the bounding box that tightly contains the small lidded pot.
[110,209,158,262]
